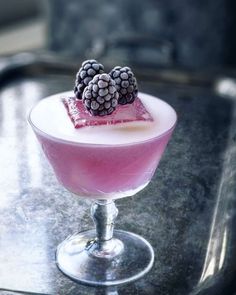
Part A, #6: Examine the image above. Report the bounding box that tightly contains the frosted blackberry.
[74,59,104,99]
[109,66,138,105]
[82,73,119,116]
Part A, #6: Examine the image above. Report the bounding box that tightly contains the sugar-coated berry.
[74,60,104,100]
[82,74,118,116]
[109,66,138,105]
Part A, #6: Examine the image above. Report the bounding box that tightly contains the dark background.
[1,0,236,69]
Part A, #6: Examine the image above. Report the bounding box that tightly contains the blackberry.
[109,66,138,105]
[74,59,104,99]
[83,73,119,116]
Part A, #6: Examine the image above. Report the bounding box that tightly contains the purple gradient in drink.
[29,92,177,199]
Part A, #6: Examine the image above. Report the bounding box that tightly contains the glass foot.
[56,229,154,286]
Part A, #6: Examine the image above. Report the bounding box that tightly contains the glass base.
[56,229,154,286]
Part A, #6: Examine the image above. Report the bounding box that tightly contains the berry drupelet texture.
[74,60,104,99]
[82,73,119,116]
[109,66,138,105]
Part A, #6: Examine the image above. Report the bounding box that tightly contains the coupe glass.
[28,92,177,286]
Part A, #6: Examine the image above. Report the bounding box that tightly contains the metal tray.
[0,53,236,295]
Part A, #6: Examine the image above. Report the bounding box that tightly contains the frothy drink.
[29,61,178,286]
[29,91,176,199]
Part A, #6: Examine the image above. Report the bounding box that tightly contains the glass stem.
[91,200,118,242]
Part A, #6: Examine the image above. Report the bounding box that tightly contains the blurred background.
[0,0,236,69]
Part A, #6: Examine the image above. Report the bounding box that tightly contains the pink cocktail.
[29,90,177,286]
[30,92,176,199]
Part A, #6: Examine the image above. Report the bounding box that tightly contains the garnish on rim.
[63,60,153,128]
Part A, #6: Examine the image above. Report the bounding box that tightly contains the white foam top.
[29,91,177,145]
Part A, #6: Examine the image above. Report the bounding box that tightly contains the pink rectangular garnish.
[63,97,153,128]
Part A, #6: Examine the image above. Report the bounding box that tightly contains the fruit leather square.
[63,96,153,128]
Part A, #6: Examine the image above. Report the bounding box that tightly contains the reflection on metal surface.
[0,82,44,204]
[0,81,54,293]
[0,88,19,208]
[24,83,43,188]
[199,228,228,283]
[199,181,227,284]
[219,228,227,270]
[196,106,236,292]
[215,78,236,99]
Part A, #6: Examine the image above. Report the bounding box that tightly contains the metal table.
[0,53,236,295]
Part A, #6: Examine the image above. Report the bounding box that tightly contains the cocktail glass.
[28,92,177,286]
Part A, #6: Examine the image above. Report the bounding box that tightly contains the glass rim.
[28,91,177,148]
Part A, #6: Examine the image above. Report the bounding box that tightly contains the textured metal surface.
[0,65,236,294]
